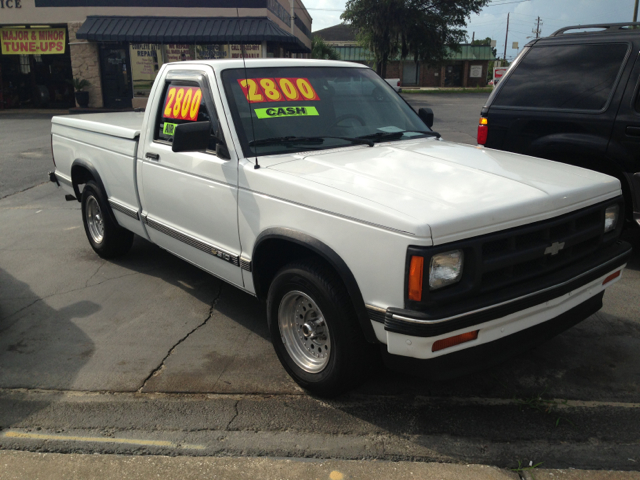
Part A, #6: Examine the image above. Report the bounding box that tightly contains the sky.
[304,0,636,62]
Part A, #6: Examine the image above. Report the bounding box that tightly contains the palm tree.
[311,36,341,60]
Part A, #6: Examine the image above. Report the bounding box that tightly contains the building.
[314,23,494,88]
[0,0,312,109]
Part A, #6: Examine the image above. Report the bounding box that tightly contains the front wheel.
[267,259,376,397]
[81,181,133,258]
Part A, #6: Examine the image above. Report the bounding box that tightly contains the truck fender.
[252,228,378,344]
[71,158,119,227]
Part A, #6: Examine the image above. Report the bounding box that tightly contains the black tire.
[267,258,377,397]
[81,181,133,258]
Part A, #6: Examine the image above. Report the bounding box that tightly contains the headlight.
[604,205,619,233]
[429,250,464,290]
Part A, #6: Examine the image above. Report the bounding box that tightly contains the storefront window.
[129,43,163,98]
[128,43,263,99]
[228,44,261,58]
[195,44,262,60]
[195,44,227,60]
[163,44,195,63]
[19,55,30,74]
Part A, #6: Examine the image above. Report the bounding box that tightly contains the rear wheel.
[267,259,376,397]
[81,181,133,258]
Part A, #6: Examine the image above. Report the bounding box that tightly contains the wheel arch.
[252,228,378,344]
[71,159,118,226]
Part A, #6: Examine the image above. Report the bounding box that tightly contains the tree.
[342,0,490,77]
[311,36,341,60]
[471,36,497,58]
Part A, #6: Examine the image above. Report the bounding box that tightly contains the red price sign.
[237,77,320,104]
[163,86,202,121]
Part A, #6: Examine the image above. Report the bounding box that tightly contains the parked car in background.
[385,78,402,92]
[478,22,640,229]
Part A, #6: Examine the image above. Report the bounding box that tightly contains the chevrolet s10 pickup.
[50,59,632,396]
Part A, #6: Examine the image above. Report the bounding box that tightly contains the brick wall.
[386,61,488,88]
[67,22,103,108]
[418,65,441,88]
[385,62,401,79]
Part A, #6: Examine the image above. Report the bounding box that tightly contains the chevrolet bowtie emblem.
[544,241,565,256]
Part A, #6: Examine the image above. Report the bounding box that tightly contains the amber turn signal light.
[432,330,479,352]
[408,256,424,301]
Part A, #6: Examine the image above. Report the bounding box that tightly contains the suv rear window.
[494,43,628,111]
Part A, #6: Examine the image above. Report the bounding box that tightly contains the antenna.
[236,7,260,169]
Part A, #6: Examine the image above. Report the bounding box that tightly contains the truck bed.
[52,112,145,140]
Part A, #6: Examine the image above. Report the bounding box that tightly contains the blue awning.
[76,16,310,53]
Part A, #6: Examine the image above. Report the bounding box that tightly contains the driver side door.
[140,68,242,287]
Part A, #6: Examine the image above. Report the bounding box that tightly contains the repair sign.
[1,28,66,55]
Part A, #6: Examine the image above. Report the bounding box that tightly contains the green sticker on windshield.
[255,106,319,119]
[163,122,177,135]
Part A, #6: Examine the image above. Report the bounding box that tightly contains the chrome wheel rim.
[86,195,105,244]
[278,290,331,373]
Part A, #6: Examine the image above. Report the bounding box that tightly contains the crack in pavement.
[0,181,48,200]
[85,261,107,288]
[226,400,240,431]
[137,283,224,393]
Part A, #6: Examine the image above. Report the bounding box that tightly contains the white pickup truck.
[50,59,631,396]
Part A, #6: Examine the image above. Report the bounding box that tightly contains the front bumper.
[374,241,631,361]
[382,290,604,380]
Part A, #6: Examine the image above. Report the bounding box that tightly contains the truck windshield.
[221,66,432,157]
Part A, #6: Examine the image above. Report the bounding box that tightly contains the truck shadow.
[0,268,99,429]
[108,236,271,343]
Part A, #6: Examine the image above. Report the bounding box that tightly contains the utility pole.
[532,16,543,38]
[635,0,639,22]
[472,31,475,42]
[503,13,509,60]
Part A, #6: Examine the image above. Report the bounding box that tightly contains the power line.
[531,16,543,38]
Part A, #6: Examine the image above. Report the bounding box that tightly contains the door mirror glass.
[172,121,211,153]
[418,107,434,128]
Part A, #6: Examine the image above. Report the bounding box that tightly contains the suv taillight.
[477,117,488,145]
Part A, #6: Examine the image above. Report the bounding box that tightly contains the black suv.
[479,22,640,228]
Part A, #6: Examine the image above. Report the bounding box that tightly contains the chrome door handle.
[146,152,160,161]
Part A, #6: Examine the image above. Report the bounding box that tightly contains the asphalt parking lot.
[1,96,639,472]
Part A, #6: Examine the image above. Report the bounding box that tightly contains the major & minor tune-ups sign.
[1,28,66,55]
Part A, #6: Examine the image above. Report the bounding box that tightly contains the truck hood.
[268,139,620,244]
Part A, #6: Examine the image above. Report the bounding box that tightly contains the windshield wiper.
[248,136,374,147]
[357,130,441,142]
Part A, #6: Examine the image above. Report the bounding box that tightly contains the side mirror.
[210,118,231,159]
[172,121,211,153]
[216,142,230,160]
[418,107,434,128]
